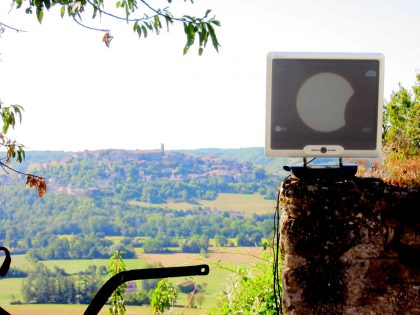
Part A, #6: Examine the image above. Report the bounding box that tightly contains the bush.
[357,73,420,187]
[383,74,419,160]
[209,253,282,315]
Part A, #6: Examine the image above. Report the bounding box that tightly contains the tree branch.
[72,16,109,32]
[0,21,26,33]
[0,160,47,197]
[0,160,39,179]
[139,0,184,23]
[86,0,160,23]
[85,0,198,25]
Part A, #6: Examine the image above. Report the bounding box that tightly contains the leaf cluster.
[1,103,23,134]
[182,10,220,55]
[150,279,178,314]
[209,252,282,315]
[358,73,419,187]
[1,101,26,163]
[0,101,47,195]
[0,134,25,164]
[383,73,420,160]
[25,174,47,197]
[107,250,127,315]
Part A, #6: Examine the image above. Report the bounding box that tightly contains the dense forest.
[0,148,280,260]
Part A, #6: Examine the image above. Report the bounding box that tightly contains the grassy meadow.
[128,193,276,215]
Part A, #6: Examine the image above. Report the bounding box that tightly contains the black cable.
[273,189,283,314]
[305,157,317,165]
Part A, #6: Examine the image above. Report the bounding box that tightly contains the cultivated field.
[129,193,276,214]
[138,246,263,266]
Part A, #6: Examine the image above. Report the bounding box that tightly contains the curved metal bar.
[0,307,11,315]
[0,247,11,277]
[84,264,210,315]
[0,247,12,315]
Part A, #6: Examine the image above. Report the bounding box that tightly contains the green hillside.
[0,149,279,260]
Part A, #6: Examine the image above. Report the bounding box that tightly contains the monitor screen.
[265,52,384,158]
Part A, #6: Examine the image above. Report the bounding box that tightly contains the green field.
[5,255,150,274]
[104,236,126,244]
[0,278,23,304]
[43,258,150,274]
[129,193,276,214]
[199,193,276,214]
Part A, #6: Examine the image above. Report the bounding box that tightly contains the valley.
[0,148,280,313]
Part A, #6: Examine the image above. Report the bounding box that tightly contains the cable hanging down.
[273,188,283,314]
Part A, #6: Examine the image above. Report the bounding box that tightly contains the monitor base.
[290,164,358,180]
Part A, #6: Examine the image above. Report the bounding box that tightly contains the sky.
[0,0,419,151]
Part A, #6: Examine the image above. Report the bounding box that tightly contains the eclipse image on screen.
[266,52,384,158]
[296,72,354,133]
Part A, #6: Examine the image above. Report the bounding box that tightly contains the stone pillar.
[279,177,419,314]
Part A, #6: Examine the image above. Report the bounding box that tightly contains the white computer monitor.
[265,52,384,158]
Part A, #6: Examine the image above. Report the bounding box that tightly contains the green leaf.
[210,20,221,27]
[2,109,11,133]
[133,22,142,37]
[145,22,153,31]
[92,6,98,19]
[60,6,65,18]
[36,8,44,23]
[116,1,122,8]
[199,23,208,48]
[15,0,23,9]
[2,121,9,134]
[11,105,23,124]
[20,148,26,162]
[17,151,23,163]
[141,25,148,38]
[198,47,204,56]
[9,112,15,129]
[44,0,51,10]
[187,23,195,38]
[154,15,162,34]
[207,23,220,52]
[182,22,196,55]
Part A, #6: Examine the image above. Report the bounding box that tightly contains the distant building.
[125,281,137,294]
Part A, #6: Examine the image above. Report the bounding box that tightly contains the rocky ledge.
[280,177,419,315]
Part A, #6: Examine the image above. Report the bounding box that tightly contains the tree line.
[19,259,166,306]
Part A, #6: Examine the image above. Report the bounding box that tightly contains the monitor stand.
[288,158,358,180]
